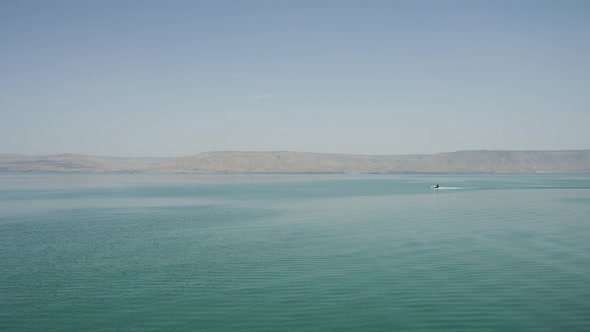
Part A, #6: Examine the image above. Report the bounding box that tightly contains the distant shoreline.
[1,150,589,174]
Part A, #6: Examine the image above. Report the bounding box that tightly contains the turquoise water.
[1,173,589,331]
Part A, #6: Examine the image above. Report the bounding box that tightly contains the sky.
[1,0,589,157]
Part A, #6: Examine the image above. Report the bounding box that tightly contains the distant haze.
[1,150,589,174]
[1,1,589,157]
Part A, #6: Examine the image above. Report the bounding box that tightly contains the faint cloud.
[0,93,11,104]
[248,93,276,101]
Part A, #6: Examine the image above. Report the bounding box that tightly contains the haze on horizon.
[1,0,589,158]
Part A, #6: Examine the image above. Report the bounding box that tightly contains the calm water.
[1,173,589,331]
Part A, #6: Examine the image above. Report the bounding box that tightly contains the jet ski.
[432,184,439,189]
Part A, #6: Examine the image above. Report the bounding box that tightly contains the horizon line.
[2,148,590,159]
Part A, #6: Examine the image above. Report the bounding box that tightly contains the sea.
[1,173,589,331]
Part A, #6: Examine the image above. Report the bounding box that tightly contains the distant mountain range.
[1,150,589,174]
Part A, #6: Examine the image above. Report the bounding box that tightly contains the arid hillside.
[1,150,589,173]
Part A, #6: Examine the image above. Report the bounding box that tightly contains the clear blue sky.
[1,0,589,157]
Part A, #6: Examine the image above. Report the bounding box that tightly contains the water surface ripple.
[1,174,589,331]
